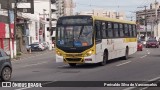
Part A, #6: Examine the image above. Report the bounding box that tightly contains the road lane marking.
[140,55,147,58]
[116,61,131,67]
[15,87,31,90]
[148,76,160,81]
[140,87,148,90]
[123,76,160,90]
[58,65,69,68]
[19,61,49,68]
[146,49,150,55]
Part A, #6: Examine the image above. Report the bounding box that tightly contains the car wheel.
[69,63,76,67]
[1,67,12,81]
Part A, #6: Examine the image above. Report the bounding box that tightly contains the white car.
[27,42,45,51]
[41,42,49,50]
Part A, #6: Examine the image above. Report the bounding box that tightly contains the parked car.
[137,40,143,51]
[28,42,45,51]
[0,48,12,81]
[146,39,159,48]
[158,38,160,45]
[41,42,48,50]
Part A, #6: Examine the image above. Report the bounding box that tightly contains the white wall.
[28,21,39,43]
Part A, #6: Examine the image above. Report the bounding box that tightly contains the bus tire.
[69,63,76,67]
[123,47,129,60]
[99,51,108,66]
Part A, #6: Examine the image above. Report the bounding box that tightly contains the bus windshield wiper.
[78,26,84,39]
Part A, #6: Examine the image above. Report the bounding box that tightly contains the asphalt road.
[1,47,160,90]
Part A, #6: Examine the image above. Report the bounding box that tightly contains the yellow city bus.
[55,15,137,66]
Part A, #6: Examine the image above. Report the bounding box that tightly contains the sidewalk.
[12,49,54,61]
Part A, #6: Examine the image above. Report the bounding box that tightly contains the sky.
[73,0,160,20]
[4,0,160,21]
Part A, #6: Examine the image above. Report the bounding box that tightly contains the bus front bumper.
[56,54,96,64]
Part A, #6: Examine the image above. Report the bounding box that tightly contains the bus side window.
[129,25,132,37]
[113,23,119,38]
[95,21,102,42]
[119,24,124,37]
[102,22,107,39]
[132,25,137,37]
[107,22,113,38]
[124,24,129,37]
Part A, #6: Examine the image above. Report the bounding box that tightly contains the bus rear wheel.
[99,51,108,66]
[123,47,129,60]
[69,63,76,67]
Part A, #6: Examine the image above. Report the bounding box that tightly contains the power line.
[76,3,139,8]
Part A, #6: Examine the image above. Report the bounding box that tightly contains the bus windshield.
[56,25,93,47]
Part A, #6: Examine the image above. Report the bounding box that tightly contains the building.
[55,0,74,18]
[17,0,57,50]
[0,9,14,58]
[77,9,126,20]
[136,2,160,38]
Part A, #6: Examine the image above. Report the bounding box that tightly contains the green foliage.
[17,52,22,56]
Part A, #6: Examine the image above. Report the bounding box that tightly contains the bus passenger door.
[95,21,103,62]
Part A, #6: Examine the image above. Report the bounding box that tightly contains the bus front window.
[56,26,93,47]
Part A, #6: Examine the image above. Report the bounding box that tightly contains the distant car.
[137,40,143,51]
[28,42,45,51]
[139,38,146,46]
[158,38,160,45]
[0,48,12,81]
[41,42,48,50]
[146,39,159,48]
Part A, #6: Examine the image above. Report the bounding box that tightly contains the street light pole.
[137,6,148,41]
[144,6,147,41]
[7,0,13,58]
[14,0,17,57]
[49,0,52,50]
[155,0,158,38]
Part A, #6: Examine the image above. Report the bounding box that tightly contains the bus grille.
[65,58,82,62]
[65,54,83,57]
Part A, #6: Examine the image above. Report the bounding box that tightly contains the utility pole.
[49,0,52,50]
[155,0,158,38]
[39,9,48,20]
[7,0,13,58]
[39,9,48,42]
[144,6,148,41]
[14,0,17,57]
[138,6,148,40]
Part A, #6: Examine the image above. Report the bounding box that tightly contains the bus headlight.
[56,50,63,56]
[84,50,93,56]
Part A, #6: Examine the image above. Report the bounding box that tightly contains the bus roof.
[58,15,136,25]
[92,15,136,24]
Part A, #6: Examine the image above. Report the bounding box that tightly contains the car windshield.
[138,41,141,43]
[30,44,39,46]
[56,25,93,47]
[147,39,157,42]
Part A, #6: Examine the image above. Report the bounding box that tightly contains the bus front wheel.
[99,51,108,66]
[69,63,76,67]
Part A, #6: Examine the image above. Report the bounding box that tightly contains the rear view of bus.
[55,15,95,66]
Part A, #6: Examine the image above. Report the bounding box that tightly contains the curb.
[11,50,54,61]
